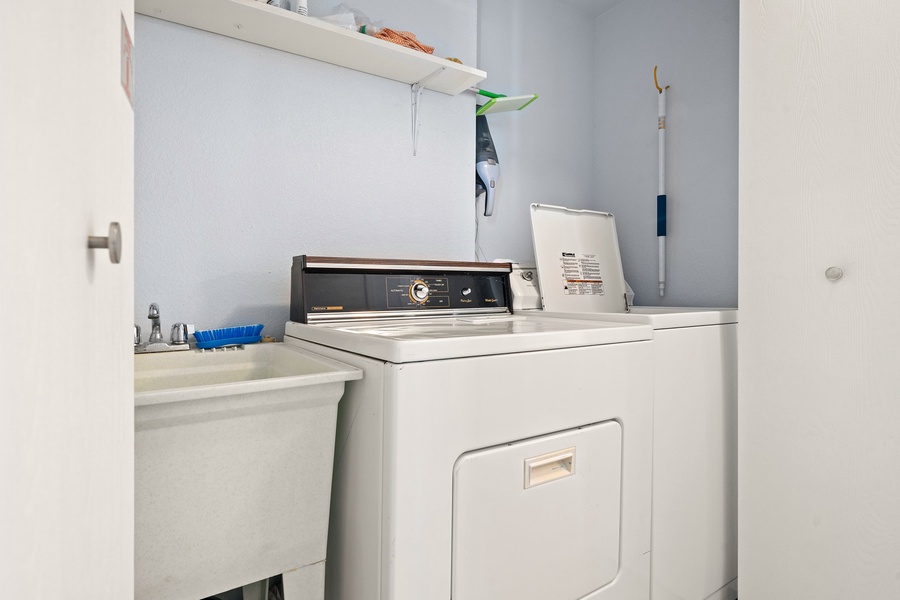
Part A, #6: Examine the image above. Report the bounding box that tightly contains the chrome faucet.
[135,303,190,353]
[148,303,164,343]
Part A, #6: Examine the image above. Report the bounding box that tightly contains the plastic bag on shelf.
[317,3,383,35]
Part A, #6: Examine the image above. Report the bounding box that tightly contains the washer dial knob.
[410,280,429,303]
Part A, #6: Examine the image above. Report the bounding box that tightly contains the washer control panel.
[291,256,513,323]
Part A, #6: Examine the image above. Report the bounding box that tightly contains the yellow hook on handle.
[653,65,670,93]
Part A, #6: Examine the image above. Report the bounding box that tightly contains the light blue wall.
[475,0,738,306]
[134,2,478,339]
[475,0,598,263]
[134,0,740,339]
[594,0,739,307]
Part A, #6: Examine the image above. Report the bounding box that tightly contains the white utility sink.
[135,341,356,403]
[134,343,361,600]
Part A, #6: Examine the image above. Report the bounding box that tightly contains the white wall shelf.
[135,0,486,95]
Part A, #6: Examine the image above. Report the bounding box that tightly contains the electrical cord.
[474,207,488,262]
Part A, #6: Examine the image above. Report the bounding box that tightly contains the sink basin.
[135,342,357,404]
[134,343,361,600]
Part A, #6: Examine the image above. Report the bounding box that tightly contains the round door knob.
[88,222,122,264]
[825,266,843,282]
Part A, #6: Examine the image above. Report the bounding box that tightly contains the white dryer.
[284,256,654,600]
[525,205,739,600]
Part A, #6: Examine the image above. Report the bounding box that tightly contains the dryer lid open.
[530,204,628,314]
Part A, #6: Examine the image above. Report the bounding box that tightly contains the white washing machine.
[522,204,739,600]
[283,256,654,600]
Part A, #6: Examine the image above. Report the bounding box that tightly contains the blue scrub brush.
[193,324,264,349]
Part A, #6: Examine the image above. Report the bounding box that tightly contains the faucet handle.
[148,303,160,319]
[170,323,188,345]
[134,324,141,346]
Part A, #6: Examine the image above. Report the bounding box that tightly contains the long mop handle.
[654,66,668,297]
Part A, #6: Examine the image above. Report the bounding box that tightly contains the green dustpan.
[470,87,539,116]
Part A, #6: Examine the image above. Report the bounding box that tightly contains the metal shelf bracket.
[411,67,446,156]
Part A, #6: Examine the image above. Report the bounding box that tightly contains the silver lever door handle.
[88,222,122,264]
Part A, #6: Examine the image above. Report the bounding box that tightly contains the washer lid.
[530,204,628,314]
[285,315,651,363]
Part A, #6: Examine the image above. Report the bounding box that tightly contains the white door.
[740,2,900,598]
[0,2,134,598]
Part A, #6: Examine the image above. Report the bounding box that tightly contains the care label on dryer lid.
[559,252,605,296]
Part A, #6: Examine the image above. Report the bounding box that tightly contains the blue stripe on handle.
[657,195,667,236]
